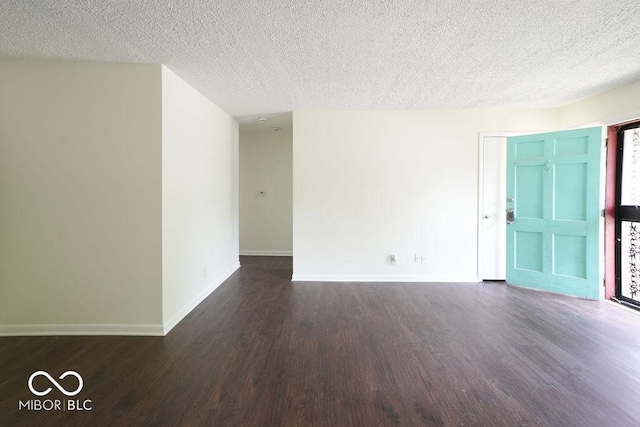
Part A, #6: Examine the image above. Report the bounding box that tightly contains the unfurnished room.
[2,1,640,426]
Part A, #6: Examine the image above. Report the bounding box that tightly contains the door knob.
[483,214,491,219]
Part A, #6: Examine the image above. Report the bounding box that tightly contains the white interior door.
[481,136,507,280]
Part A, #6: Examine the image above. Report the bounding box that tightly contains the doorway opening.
[479,128,602,299]
[238,113,293,258]
[613,122,640,307]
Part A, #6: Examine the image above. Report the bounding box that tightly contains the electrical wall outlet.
[413,254,427,264]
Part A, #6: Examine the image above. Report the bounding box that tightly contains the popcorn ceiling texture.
[2,0,640,117]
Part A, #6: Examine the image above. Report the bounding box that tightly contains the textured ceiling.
[3,0,640,122]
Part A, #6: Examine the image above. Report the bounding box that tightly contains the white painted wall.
[0,60,163,334]
[558,79,640,128]
[0,61,240,336]
[239,131,293,256]
[161,66,239,333]
[292,110,557,281]
[3,57,637,334]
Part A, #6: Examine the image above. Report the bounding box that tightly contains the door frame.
[478,113,640,296]
[477,132,532,281]
[614,121,640,306]
[605,119,640,300]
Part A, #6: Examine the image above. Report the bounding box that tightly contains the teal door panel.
[506,127,601,299]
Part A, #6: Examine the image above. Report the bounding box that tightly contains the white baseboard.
[162,262,241,335]
[239,250,292,256]
[0,323,165,337]
[0,262,242,337]
[291,274,480,282]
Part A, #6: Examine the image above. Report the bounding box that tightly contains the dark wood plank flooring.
[2,256,640,426]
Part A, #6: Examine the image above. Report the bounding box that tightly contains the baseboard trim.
[0,262,242,337]
[162,262,241,335]
[291,274,479,283]
[239,250,292,256]
[0,323,165,337]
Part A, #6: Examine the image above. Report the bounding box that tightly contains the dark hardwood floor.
[2,256,640,426]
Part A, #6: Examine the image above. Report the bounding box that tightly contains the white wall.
[558,79,640,128]
[3,58,637,334]
[0,60,163,334]
[292,110,557,281]
[161,66,239,333]
[239,131,293,256]
[0,61,240,336]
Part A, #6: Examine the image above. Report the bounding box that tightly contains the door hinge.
[603,138,608,147]
[601,208,606,218]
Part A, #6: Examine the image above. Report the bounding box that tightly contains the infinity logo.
[28,371,83,397]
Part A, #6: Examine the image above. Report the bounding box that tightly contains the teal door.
[506,127,602,299]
